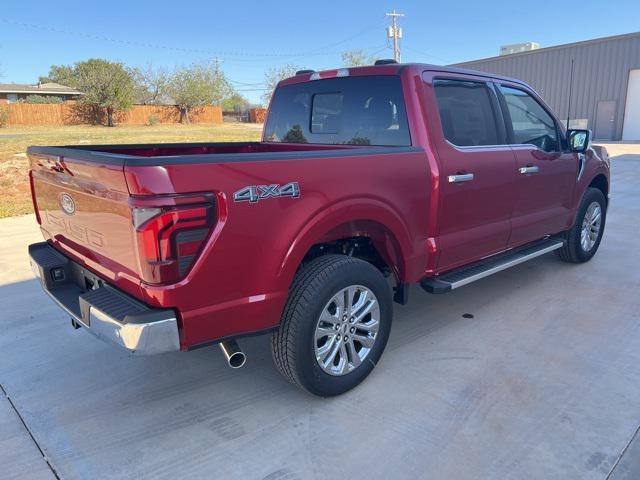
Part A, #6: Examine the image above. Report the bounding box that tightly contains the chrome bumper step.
[421,238,564,294]
[29,242,180,355]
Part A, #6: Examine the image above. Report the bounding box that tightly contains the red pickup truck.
[28,62,610,396]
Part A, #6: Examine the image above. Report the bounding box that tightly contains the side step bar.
[421,238,564,294]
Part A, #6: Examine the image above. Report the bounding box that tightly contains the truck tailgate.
[28,151,141,292]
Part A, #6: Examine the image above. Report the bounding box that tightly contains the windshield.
[264,76,411,146]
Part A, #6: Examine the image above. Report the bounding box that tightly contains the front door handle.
[519,166,540,174]
[448,173,474,183]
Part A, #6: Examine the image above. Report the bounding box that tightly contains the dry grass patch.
[0,123,262,218]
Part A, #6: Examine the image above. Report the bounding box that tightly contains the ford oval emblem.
[59,193,76,215]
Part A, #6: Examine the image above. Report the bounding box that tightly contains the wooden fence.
[249,108,267,123]
[1,103,223,126]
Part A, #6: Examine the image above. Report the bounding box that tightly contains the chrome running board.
[421,238,564,294]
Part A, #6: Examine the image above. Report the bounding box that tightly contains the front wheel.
[271,255,392,396]
[557,187,607,263]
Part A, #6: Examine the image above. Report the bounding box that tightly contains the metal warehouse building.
[452,32,640,140]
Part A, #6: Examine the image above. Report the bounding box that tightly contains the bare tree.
[341,49,374,67]
[131,65,169,105]
[262,64,300,105]
[166,61,234,123]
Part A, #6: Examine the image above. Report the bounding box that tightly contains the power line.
[229,80,267,86]
[402,46,448,63]
[224,43,390,86]
[368,45,392,58]
[307,25,382,53]
[0,18,382,60]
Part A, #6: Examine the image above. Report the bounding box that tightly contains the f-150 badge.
[233,182,300,203]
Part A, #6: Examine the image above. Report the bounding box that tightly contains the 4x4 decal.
[233,182,300,203]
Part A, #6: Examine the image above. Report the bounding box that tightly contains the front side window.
[499,85,559,152]
[264,76,410,146]
[433,79,500,147]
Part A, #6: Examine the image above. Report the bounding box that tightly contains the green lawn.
[0,123,262,218]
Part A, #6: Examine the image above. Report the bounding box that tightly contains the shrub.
[0,107,9,127]
[146,114,160,126]
[24,95,64,104]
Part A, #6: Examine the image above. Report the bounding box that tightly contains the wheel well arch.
[300,219,406,282]
[588,174,608,204]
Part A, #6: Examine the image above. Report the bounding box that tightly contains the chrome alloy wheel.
[581,201,602,252]
[314,285,380,376]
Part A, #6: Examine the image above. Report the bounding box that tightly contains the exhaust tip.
[219,340,246,369]
[228,351,246,369]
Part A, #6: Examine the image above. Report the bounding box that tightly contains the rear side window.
[433,79,500,147]
[264,76,410,146]
[498,85,559,152]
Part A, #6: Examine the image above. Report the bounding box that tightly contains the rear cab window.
[433,79,502,147]
[264,76,411,146]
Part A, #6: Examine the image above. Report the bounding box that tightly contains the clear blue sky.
[1,0,638,104]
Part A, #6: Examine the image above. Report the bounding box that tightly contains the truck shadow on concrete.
[1,235,638,480]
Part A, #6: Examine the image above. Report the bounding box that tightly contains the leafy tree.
[24,95,63,104]
[167,61,233,123]
[41,60,135,126]
[131,65,169,105]
[263,64,300,105]
[221,92,250,112]
[209,64,234,107]
[39,65,77,87]
[341,49,374,67]
[74,59,135,127]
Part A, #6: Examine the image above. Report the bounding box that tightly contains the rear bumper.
[29,242,180,355]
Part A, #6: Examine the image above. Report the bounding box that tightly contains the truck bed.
[27,141,404,166]
[27,140,427,348]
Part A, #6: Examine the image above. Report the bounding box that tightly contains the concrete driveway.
[1,146,639,480]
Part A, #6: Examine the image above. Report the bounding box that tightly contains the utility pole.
[212,56,223,74]
[386,10,404,62]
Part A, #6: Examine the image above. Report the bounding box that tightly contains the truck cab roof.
[279,62,529,89]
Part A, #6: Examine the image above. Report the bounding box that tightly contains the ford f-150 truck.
[27,62,610,396]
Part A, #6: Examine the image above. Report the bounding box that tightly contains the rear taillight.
[131,194,216,285]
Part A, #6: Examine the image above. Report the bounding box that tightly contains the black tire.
[271,255,392,396]
[557,187,607,263]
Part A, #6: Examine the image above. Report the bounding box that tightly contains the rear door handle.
[448,173,474,183]
[519,166,540,174]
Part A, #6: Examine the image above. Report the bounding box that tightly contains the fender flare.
[568,167,610,229]
[276,197,418,288]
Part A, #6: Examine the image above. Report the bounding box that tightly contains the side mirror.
[568,129,590,153]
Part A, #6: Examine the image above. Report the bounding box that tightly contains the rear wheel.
[271,255,392,396]
[557,187,606,263]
